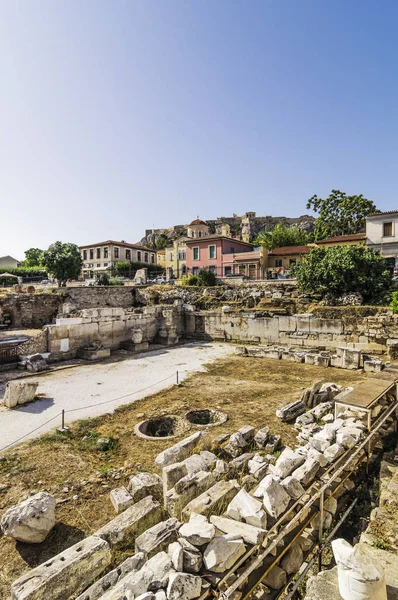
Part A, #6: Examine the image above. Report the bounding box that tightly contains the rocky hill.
[138,213,316,247]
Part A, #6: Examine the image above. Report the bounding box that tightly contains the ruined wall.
[61,287,138,312]
[16,330,48,355]
[0,294,62,328]
[47,304,186,354]
[192,309,398,356]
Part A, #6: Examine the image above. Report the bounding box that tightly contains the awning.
[0,273,19,278]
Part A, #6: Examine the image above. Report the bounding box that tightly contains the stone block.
[1,492,55,543]
[3,381,39,409]
[11,535,111,600]
[274,448,305,478]
[226,488,267,529]
[263,565,287,590]
[110,487,134,514]
[181,480,240,522]
[276,401,306,422]
[210,515,267,545]
[95,496,162,547]
[165,471,217,518]
[179,513,215,546]
[155,432,204,470]
[128,472,163,503]
[75,553,145,600]
[167,573,202,600]
[162,462,189,496]
[134,518,181,557]
[77,348,111,361]
[203,533,246,573]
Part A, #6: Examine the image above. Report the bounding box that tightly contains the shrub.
[0,267,47,278]
[197,269,216,286]
[391,291,398,314]
[292,245,392,302]
[108,277,124,286]
[96,273,110,286]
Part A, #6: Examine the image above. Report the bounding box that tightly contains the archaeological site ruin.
[1,281,398,600]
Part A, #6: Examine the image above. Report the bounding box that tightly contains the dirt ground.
[0,356,368,597]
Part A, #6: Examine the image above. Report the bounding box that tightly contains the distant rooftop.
[316,233,366,244]
[269,245,311,255]
[79,240,155,252]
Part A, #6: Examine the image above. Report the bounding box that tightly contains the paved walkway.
[0,342,234,451]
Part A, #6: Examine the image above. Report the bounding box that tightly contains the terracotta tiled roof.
[316,233,366,244]
[185,235,254,247]
[367,210,398,217]
[79,240,155,252]
[269,245,311,255]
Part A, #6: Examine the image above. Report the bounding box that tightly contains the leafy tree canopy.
[24,248,44,267]
[255,223,312,250]
[292,245,391,302]
[155,234,170,250]
[307,190,378,240]
[42,242,82,286]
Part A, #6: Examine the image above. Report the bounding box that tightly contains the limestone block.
[248,455,268,479]
[155,432,204,469]
[210,515,267,545]
[308,437,331,453]
[95,496,162,547]
[182,451,217,475]
[226,488,267,529]
[168,541,183,571]
[11,535,111,600]
[323,443,344,463]
[165,471,217,518]
[178,538,203,573]
[276,401,306,422]
[291,458,320,487]
[162,462,188,496]
[224,431,248,458]
[336,431,356,449]
[128,472,163,503]
[134,517,181,557]
[181,480,240,521]
[263,565,287,590]
[280,476,305,500]
[229,453,254,475]
[254,426,270,449]
[3,381,39,409]
[26,354,47,372]
[238,425,255,441]
[179,513,215,547]
[110,487,134,514]
[280,542,303,574]
[260,476,291,519]
[203,533,246,573]
[324,496,338,515]
[75,553,145,600]
[1,492,55,543]
[109,552,172,599]
[274,448,305,478]
[167,572,202,600]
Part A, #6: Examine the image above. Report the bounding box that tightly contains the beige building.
[266,245,311,277]
[165,238,188,279]
[156,249,166,269]
[187,219,210,239]
[79,240,156,278]
[0,255,20,268]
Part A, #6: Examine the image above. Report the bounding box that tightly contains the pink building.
[186,235,265,279]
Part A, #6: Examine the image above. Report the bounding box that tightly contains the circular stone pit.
[134,415,189,441]
[184,408,228,428]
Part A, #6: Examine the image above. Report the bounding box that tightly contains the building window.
[144,252,148,262]
[209,265,216,274]
[125,249,131,260]
[137,251,141,261]
[104,263,108,267]
[83,250,87,260]
[169,252,173,261]
[114,247,119,259]
[97,263,101,268]
[104,247,108,258]
[151,254,155,264]
[224,266,232,276]
[178,250,186,260]
[89,249,94,260]
[275,259,282,267]
[192,267,199,275]
[383,222,393,237]
[289,258,296,266]
[193,247,200,260]
[198,231,202,238]
[230,246,235,254]
[209,245,216,259]
[182,264,187,274]
[96,248,101,259]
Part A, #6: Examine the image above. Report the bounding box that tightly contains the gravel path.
[0,342,234,451]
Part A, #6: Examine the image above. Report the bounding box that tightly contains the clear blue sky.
[1,1,398,260]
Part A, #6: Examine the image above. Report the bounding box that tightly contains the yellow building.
[157,249,166,269]
[266,245,311,277]
[165,238,188,279]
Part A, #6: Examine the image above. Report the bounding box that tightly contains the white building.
[0,255,20,268]
[366,211,398,269]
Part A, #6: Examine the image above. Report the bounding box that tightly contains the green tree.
[307,190,378,240]
[197,268,216,286]
[24,248,44,267]
[155,234,170,250]
[42,242,82,286]
[255,223,312,250]
[292,245,391,302]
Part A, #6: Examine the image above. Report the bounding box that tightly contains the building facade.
[314,233,366,248]
[186,236,258,278]
[79,240,156,278]
[266,245,311,278]
[366,211,398,269]
[0,256,20,268]
[165,238,188,279]
[187,219,210,239]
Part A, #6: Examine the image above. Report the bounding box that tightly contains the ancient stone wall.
[61,287,138,312]
[0,294,62,328]
[16,330,48,355]
[192,309,398,356]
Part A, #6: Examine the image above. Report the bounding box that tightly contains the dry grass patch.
[0,356,368,596]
